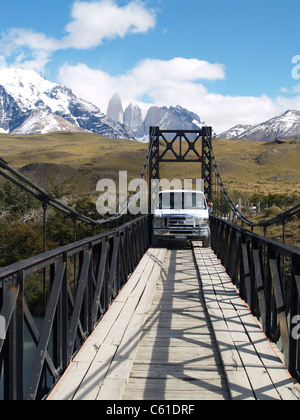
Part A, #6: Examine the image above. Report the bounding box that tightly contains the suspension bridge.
[0,127,299,400]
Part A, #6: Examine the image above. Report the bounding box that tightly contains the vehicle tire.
[151,232,162,248]
[203,237,211,248]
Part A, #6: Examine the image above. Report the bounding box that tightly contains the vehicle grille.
[165,217,195,228]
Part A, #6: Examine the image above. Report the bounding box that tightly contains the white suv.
[152,190,211,247]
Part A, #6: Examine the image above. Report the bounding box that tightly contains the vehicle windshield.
[157,192,207,210]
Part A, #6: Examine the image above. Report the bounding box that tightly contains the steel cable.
[209,141,300,228]
[0,130,298,230]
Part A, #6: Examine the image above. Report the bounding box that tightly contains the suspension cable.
[0,130,298,230]
[0,135,153,227]
[209,139,300,228]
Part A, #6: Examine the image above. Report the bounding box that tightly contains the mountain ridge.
[1,68,299,142]
[0,67,135,140]
[218,110,300,142]
[0,68,208,140]
[106,93,209,140]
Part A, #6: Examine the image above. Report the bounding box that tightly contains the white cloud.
[0,55,7,68]
[0,0,295,133]
[0,0,156,69]
[59,63,116,108]
[58,58,225,104]
[0,28,61,53]
[196,93,279,133]
[58,58,286,133]
[274,92,300,111]
[62,0,156,49]
[132,57,225,82]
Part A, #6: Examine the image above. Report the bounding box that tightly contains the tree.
[0,220,44,267]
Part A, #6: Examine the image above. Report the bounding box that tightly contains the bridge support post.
[149,126,160,216]
[148,125,213,206]
[202,126,212,201]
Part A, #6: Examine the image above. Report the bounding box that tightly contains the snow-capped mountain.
[0,68,135,139]
[0,68,209,140]
[11,110,86,135]
[218,110,300,142]
[218,124,252,140]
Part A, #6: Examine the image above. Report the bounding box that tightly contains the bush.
[0,181,40,220]
[249,192,300,208]
[264,206,283,218]
[0,220,44,267]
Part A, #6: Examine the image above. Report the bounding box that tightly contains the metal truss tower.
[148,126,212,212]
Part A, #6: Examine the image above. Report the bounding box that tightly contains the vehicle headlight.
[153,217,162,228]
[196,218,210,226]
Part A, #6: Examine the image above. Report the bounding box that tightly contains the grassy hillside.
[212,137,300,197]
[0,132,299,201]
[0,132,298,304]
[0,132,147,196]
[158,137,300,198]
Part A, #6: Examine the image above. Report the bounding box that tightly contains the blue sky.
[1,0,300,132]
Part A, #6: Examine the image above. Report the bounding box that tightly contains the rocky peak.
[123,103,144,138]
[0,68,135,139]
[106,93,123,124]
[144,105,205,133]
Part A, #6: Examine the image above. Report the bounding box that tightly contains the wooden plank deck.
[192,243,300,401]
[123,244,229,400]
[48,242,300,401]
[48,247,167,400]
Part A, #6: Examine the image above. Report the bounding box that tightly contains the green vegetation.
[0,132,299,268]
[0,132,147,195]
[0,132,298,313]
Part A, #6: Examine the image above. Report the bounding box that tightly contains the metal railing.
[0,215,150,400]
[210,214,300,382]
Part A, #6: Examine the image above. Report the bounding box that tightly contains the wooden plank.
[71,249,161,364]
[234,341,280,400]
[130,365,226,379]
[123,246,229,401]
[235,309,299,400]
[135,249,167,315]
[48,361,93,401]
[48,247,166,400]
[200,305,255,400]
[95,249,167,400]
[96,314,146,399]
[125,377,225,393]
[72,342,118,400]
[97,378,127,400]
[123,389,227,401]
[211,254,299,400]
[74,301,124,363]
[192,244,300,401]
[138,337,214,348]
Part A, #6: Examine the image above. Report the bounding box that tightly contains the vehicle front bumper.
[153,228,210,241]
